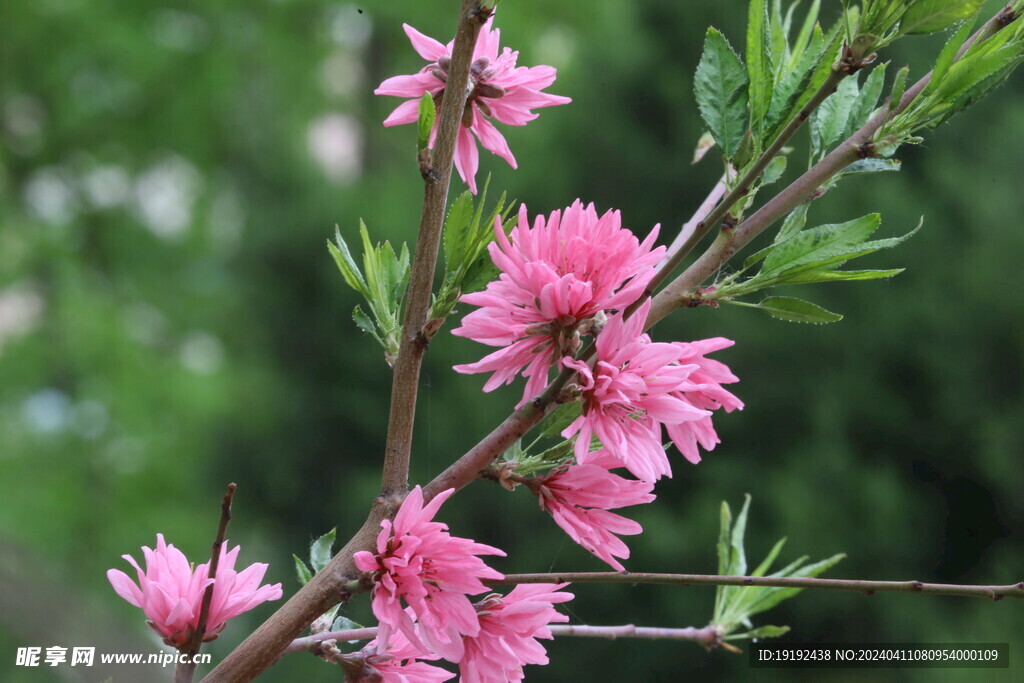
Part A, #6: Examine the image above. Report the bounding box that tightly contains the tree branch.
[203,6,491,680]
[381,0,491,498]
[493,573,1024,601]
[176,484,236,683]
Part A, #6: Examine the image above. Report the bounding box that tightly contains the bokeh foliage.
[1,0,1022,680]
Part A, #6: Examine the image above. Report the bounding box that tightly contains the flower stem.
[493,573,1024,601]
[175,483,236,683]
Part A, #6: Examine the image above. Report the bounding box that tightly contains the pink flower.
[561,301,715,482]
[107,534,283,648]
[459,584,573,683]
[666,338,744,464]
[375,18,570,193]
[353,486,506,663]
[353,630,455,683]
[453,201,665,406]
[534,450,655,571]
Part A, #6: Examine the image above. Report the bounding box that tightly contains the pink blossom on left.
[375,18,570,193]
[107,534,283,649]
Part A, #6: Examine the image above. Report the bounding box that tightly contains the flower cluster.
[352,486,573,681]
[107,534,283,649]
[375,18,570,193]
[453,200,665,406]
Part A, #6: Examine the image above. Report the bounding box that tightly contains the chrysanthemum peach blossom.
[666,338,744,464]
[353,486,505,663]
[107,534,283,648]
[453,201,664,406]
[561,301,724,482]
[348,630,454,683]
[534,450,655,571]
[459,584,573,683]
[375,18,570,193]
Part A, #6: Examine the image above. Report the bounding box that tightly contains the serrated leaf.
[730,494,752,578]
[889,65,910,113]
[329,229,369,297]
[747,0,774,135]
[841,158,902,176]
[352,305,382,343]
[901,0,986,35]
[769,0,790,74]
[752,296,843,323]
[310,528,336,573]
[773,203,810,245]
[695,28,750,161]
[443,191,476,270]
[293,555,313,586]
[932,19,977,86]
[762,213,881,275]
[780,267,905,284]
[811,76,860,156]
[766,21,839,140]
[787,0,822,73]
[761,155,787,185]
[417,93,435,151]
[845,63,888,140]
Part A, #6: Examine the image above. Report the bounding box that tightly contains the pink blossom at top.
[561,300,722,482]
[534,450,655,571]
[666,338,744,464]
[107,534,283,649]
[453,201,665,406]
[353,486,506,663]
[459,584,573,683]
[374,17,571,193]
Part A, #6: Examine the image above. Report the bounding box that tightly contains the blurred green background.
[1,0,1022,681]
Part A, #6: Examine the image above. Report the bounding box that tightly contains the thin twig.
[175,484,236,683]
[493,573,1024,602]
[286,627,381,654]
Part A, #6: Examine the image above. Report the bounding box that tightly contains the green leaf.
[845,63,888,140]
[352,305,382,344]
[747,0,774,135]
[889,64,911,113]
[766,21,840,141]
[536,401,584,440]
[727,624,792,640]
[328,229,369,297]
[773,203,810,245]
[779,267,905,284]
[417,93,435,152]
[695,27,750,161]
[762,214,881,275]
[747,296,844,323]
[932,19,977,86]
[714,500,734,617]
[293,555,313,586]
[841,158,902,175]
[901,0,986,35]
[443,191,475,271]
[787,0,822,73]
[742,553,847,615]
[769,0,790,74]
[752,537,787,577]
[761,155,788,185]
[811,75,860,156]
[730,494,752,578]
[310,528,336,573]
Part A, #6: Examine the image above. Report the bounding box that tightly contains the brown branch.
[203,4,490,681]
[176,483,236,683]
[493,573,1024,601]
[381,0,491,499]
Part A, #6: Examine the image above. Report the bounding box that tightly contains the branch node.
[911,581,924,592]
